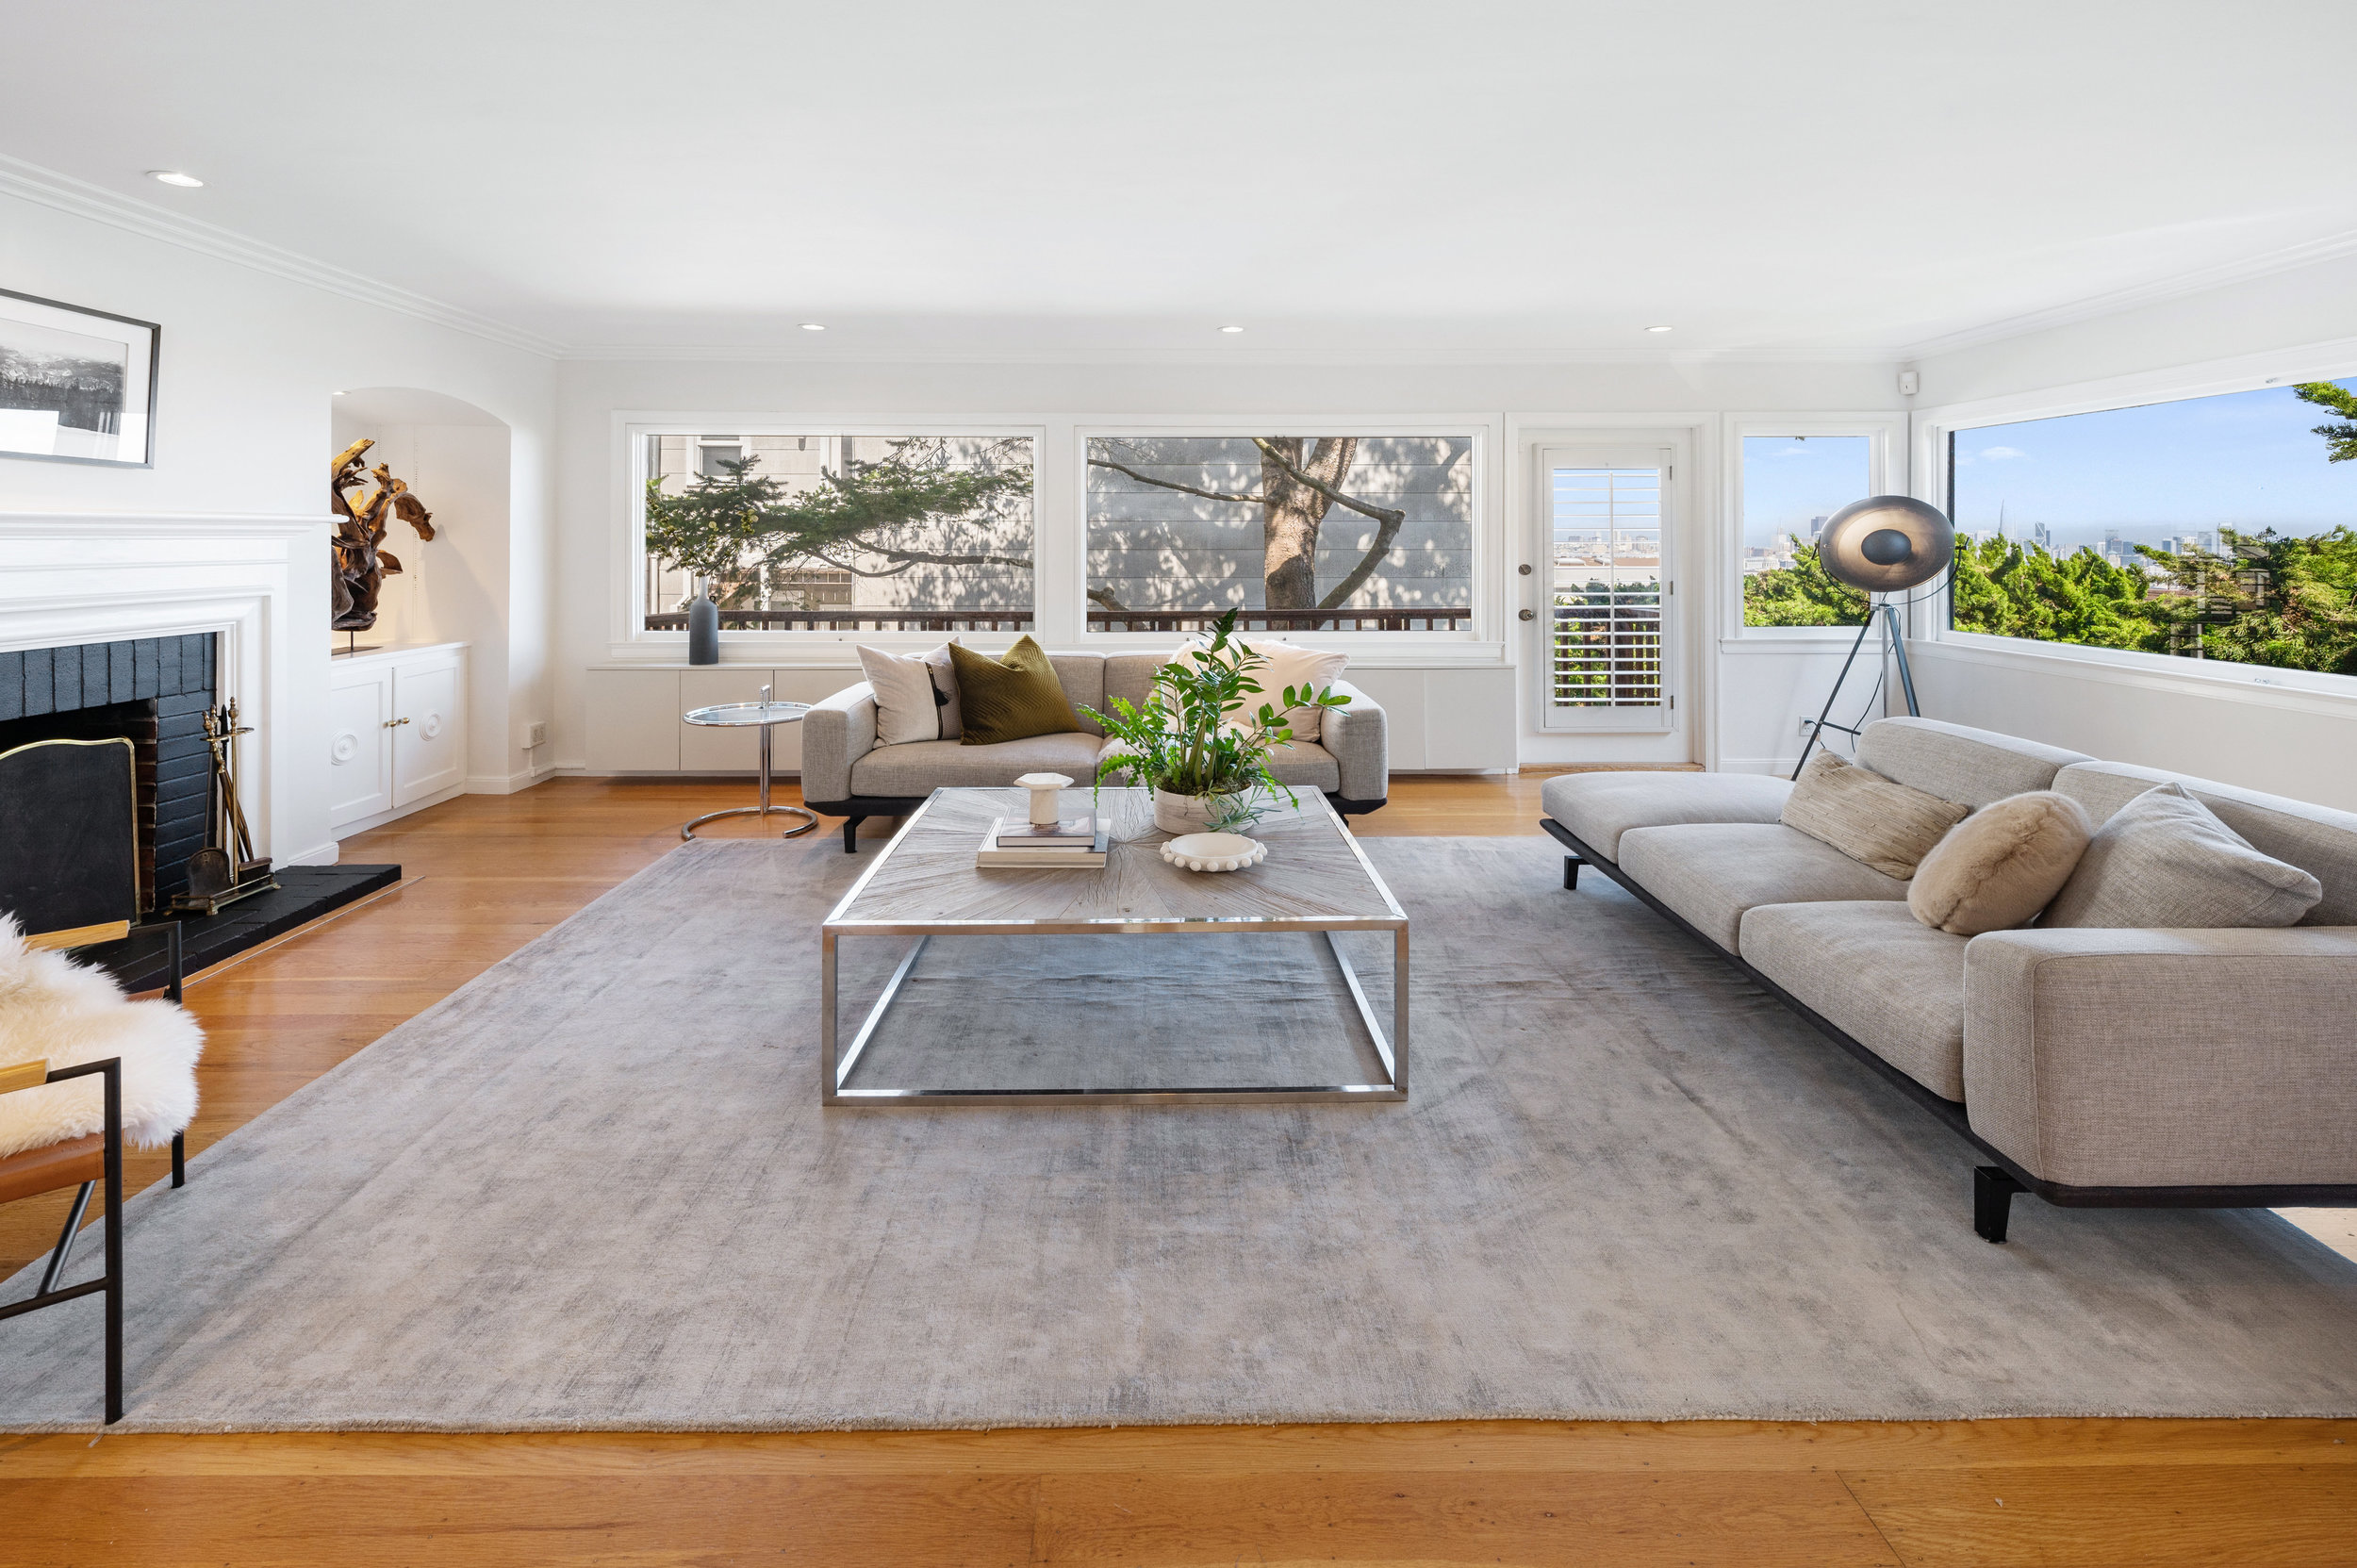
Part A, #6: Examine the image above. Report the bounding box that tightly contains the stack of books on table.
[976,813,1109,868]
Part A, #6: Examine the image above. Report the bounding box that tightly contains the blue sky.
[1947,378,2357,551]
[1742,435,1871,548]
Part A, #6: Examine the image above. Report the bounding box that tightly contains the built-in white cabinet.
[330,642,469,834]
[583,666,866,774]
[581,661,1514,773]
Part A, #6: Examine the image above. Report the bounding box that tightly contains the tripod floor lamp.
[1792,495,1955,780]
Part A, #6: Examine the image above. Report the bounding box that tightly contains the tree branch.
[784,544,1032,579]
[796,547,915,580]
[1086,456,1264,506]
[1087,586,1128,611]
[876,547,1035,570]
[1318,504,1410,609]
[1249,437,1406,530]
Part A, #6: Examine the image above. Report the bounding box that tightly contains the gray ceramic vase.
[686,594,719,665]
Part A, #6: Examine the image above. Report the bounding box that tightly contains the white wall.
[553,356,1905,774]
[0,183,558,859]
[1907,251,2357,810]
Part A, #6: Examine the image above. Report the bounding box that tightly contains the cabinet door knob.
[1518,608,1536,621]
[385,717,411,728]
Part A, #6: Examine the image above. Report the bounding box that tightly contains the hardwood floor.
[3,773,2350,1567]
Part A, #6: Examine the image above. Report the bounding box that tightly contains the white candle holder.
[1013,771,1073,825]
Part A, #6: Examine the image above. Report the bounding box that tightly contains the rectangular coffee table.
[820,785,1409,1105]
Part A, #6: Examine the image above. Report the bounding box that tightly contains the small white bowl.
[1160,832,1266,873]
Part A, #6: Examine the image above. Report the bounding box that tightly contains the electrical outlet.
[523,720,549,750]
[1798,716,1817,735]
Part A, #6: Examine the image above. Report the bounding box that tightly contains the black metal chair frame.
[62,918,188,1188]
[0,1058,126,1425]
[1541,816,2357,1243]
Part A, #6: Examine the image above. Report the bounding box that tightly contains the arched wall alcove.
[329,387,520,806]
[330,387,511,655]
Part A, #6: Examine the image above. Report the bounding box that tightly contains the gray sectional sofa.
[801,650,1389,850]
[1541,717,2357,1241]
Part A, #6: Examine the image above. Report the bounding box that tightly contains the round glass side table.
[681,685,818,840]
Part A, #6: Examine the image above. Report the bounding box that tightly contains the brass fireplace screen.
[0,737,140,945]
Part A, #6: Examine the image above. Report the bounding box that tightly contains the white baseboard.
[334,782,467,839]
[466,760,560,795]
[280,839,341,867]
[1719,756,1803,776]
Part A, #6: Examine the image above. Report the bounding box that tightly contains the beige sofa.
[801,650,1389,851]
[1540,718,2357,1241]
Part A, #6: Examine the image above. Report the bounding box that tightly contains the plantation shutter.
[1540,449,1673,731]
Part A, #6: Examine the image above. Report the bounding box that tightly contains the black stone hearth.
[80,865,404,993]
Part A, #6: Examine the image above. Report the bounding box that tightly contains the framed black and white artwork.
[0,288,160,468]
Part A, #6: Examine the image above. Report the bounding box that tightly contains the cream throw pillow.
[1781,751,1969,880]
[1168,639,1347,741]
[856,644,959,746]
[2043,783,2323,929]
[1907,790,2092,934]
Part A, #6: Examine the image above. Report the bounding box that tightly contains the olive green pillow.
[949,636,1080,746]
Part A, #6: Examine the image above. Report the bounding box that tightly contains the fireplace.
[0,635,218,912]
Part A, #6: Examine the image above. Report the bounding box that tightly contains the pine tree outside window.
[1942,379,2357,678]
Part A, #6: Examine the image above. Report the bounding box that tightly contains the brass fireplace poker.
[171,699,279,916]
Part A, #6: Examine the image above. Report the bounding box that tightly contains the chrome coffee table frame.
[681,685,818,840]
[819,787,1409,1106]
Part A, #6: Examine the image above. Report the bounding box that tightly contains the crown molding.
[557,341,1901,367]
[0,156,565,359]
[1897,225,2357,362]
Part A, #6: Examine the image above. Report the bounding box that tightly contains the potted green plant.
[1081,609,1349,834]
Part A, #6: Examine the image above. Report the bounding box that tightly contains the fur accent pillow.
[857,644,961,746]
[1167,639,1347,741]
[0,918,205,1157]
[1781,751,1969,880]
[1907,790,2093,934]
[2043,783,2323,929]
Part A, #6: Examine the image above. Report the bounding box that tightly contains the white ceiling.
[5,0,2354,361]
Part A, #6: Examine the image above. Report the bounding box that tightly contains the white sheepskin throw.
[0,917,205,1158]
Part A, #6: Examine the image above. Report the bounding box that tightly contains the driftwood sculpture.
[330,438,437,630]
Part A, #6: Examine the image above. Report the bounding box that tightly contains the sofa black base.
[1540,816,2357,1242]
[808,791,1388,853]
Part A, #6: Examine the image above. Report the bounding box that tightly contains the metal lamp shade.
[1817,496,1953,593]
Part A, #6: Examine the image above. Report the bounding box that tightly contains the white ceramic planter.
[1151,788,1250,835]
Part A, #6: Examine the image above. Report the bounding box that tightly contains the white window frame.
[1912,342,2357,702]
[611,413,1049,662]
[1722,412,1907,645]
[1071,417,1502,656]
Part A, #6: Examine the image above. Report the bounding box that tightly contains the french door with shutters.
[1536,443,1678,732]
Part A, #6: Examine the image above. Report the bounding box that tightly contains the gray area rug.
[4,835,2354,1431]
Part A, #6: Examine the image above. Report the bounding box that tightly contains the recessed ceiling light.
[1219,325,1245,334]
[1644,324,1674,333]
[799,322,826,332]
[147,170,205,188]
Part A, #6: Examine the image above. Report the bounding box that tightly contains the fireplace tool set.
[170,699,278,916]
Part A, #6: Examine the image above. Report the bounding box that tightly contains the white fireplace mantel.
[0,511,339,867]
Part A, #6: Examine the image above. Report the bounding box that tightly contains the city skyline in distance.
[1951,377,2357,553]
